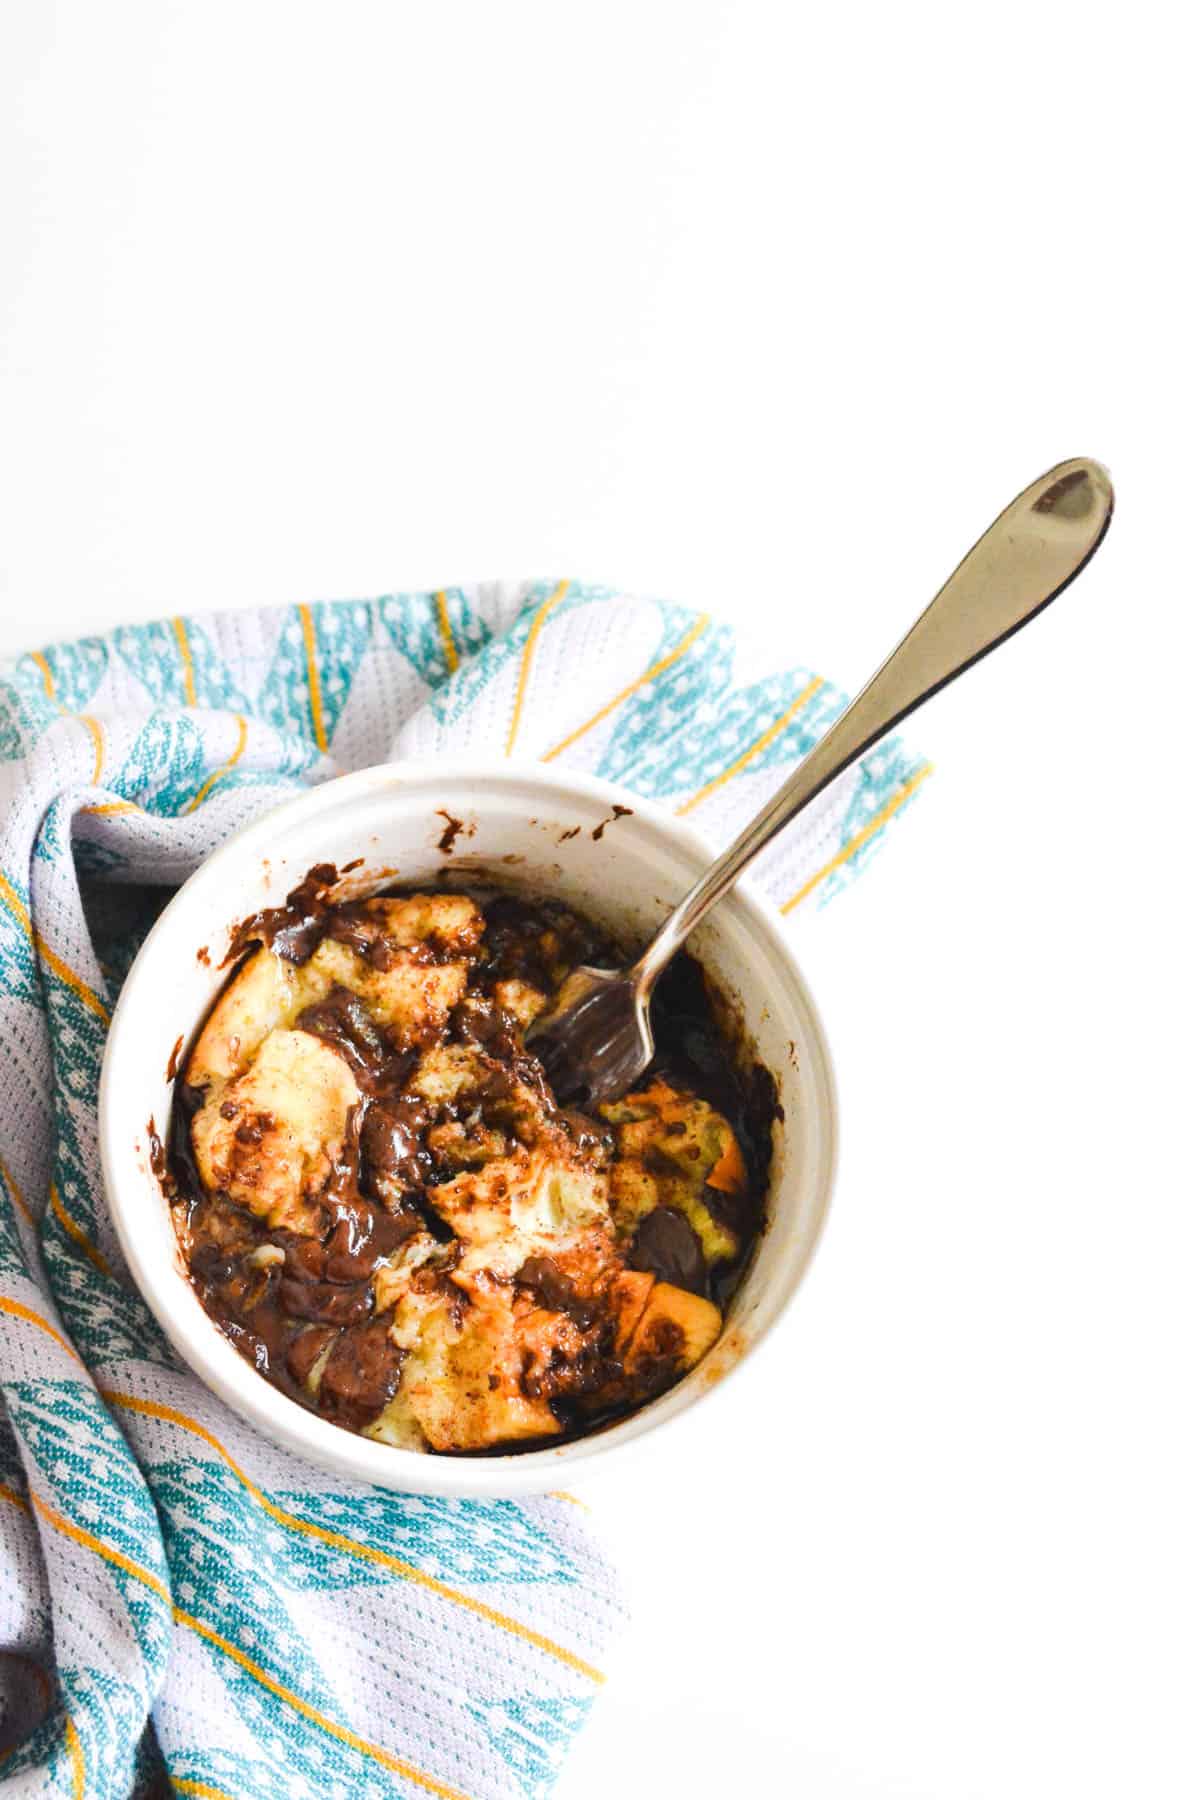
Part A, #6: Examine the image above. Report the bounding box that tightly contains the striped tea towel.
[0,580,930,1800]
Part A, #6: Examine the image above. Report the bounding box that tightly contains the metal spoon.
[529,457,1114,1106]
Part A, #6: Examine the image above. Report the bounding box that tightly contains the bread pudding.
[163,865,775,1455]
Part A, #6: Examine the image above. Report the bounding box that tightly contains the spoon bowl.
[528,964,651,1106]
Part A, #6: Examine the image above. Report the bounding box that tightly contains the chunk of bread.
[186,893,485,1091]
[399,1284,560,1452]
[625,1281,722,1374]
[492,978,548,1028]
[362,1388,428,1451]
[187,947,305,1088]
[601,1079,747,1264]
[372,1231,447,1319]
[192,1028,359,1233]
[408,1042,490,1105]
[308,937,468,1048]
[359,894,484,955]
[428,1148,611,1272]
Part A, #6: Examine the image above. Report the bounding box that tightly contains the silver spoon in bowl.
[528,457,1114,1107]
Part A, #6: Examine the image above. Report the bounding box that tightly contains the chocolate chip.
[629,1207,708,1295]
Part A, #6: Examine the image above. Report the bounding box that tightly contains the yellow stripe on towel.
[543,613,711,763]
[506,581,569,756]
[675,676,823,816]
[780,763,933,913]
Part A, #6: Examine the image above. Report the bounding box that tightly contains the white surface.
[2,5,1197,1795]
[101,762,836,1497]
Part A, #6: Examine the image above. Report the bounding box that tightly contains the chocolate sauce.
[361,1101,434,1204]
[590,804,633,841]
[629,1206,708,1295]
[226,862,339,965]
[147,1118,167,1183]
[167,1079,206,1203]
[297,987,405,1092]
[319,1317,405,1429]
[515,1255,600,1329]
[435,810,467,853]
[478,894,614,991]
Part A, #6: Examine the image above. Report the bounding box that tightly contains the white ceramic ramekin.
[99,761,837,1497]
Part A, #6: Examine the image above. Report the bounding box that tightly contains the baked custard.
[165,866,775,1455]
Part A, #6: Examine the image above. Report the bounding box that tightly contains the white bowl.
[99,760,837,1498]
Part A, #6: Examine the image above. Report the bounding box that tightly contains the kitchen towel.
[0,580,929,1800]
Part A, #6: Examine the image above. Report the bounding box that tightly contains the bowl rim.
[99,758,838,1497]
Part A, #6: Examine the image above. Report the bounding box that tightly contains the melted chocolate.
[435,810,467,853]
[515,1255,600,1329]
[297,987,404,1092]
[319,1317,405,1429]
[477,894,614,993]
[450,992,518,1054]
[286,1323,337,1387]
[226,862,339,965]
[590,803,633,841]
[168,1079,207,1204]
[147,1118,167,1182]
[629,1206,708,1295]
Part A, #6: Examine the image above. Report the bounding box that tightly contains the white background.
[2,5,1197,1796]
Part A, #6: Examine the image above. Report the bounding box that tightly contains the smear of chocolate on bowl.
[591,804,633,841]
[435,810,473,855]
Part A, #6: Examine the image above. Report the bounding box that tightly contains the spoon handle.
[634,456,1114,986]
